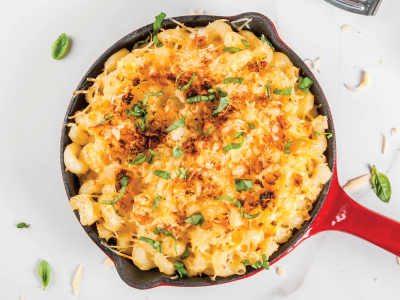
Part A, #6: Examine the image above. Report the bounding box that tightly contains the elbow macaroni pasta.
[66,19,331,277]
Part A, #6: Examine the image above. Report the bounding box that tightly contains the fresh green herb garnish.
[266,81,272,99]
[273,87,292,95]
[297,76,313,95]
[51,33,69,60]
[371,165,392,203]
[152,195,163,210]
[153,170,171,180]
[223,132,245,152]
[133,36,150,50]
[222,40,249,52]
[242,39,250,49]
[17,222,30,228]
[208,88,230,115]
[262,254,269,270]
[223,78,244,84]
[191,121,213,134]
[235,179,253,192]
[314,131,332,139]
[174,261,188,277]
[242,257,267,269]
[128,153,146,165]
[142,91,164,104]
[113,204,129,219]
[160,97,180,109]
[248,123,255,130]
[214,196,241,208]
[180,245,190,260]
[172,146,185,159]
[260,34,275,51]
[98,113,114,125]
[154,227,178,256]
[148,149,163,164]
[165,116,185,132]
[176,72,196,91]
[239,208,260,219]
[186,94,216,104]
[175,167,188,179]
[185,213,205,227]
[153,12,166,48]
[284,139,305,154]
[139,236,163,253]
[102,176,128,204]
[38,260,51,291]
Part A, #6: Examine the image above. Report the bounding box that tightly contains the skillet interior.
[60,12,336,289]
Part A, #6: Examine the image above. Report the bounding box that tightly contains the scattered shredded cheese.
[20,296,25,300]
[276,267,286,276]
[397,257,400,265]
[344,71,370,93]
[353,66,357,70]
[103,257,114,267]
[341,25,351,32]
[358,32,363,35]
[380,60,384,66]
[231,18,253,30]
[391,128,399,135]
[374,278,378,283]
[190,10,204,15]
[382,134,388,154]
[304,58,323,74]
[343,174,371,190]
[170,275,179,280]
[171,19,195,33]
[72,265,83,297]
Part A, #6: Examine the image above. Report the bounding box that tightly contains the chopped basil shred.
[266,81,272,99]
[133,36,151,50]
[240,208,260,219]
[152,195,163,210]
[223,78,244,84]
[176,72,196,91]
[142,91,164,104]
[102,176,128,204]
[186,94,216,104]
[208,88,230,115]
[51,33,69,60]
[242,39,250,49]
[113,204,129,219]
[139,236,163,253]
[154,227,178,256]
[160,97,180,109]
[165,116,185,132]
[248,123,255,130]
[98,113,114,125]
[185,213,204,227]
[38,260,51,291]
[314,131,332,139]
[223,132,245,152]
[180,245,190,260]
[284,139,305,154]
[17,222,30,228]
[175,167,188,179]
[191,121,213,134]
[153,12,166,48]
[242,257,268,269]
[298,76,314,94]
[260,34,275,51]
[172,146,185,159]
[174,260,188,277]
[222,40,249,52]
[371,165,392,203]
[214,196,241,208]
[235,179,253,191]
[128,152,146,165]
[273,87,292,95]
[262,254,270,270]
[148,149,162,164]
[153,170,171,180]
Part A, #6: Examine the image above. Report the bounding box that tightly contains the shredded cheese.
[190,10,204,15]
[345,71,370,93]
[341,25,351,32]
[343,174,371,190]
[276,267,286,276]
[382,134,388,154]
[20,296,25,300]
[103,257,114,267]
[305,58,323,74]
[72,265,83,297]
[391,128,399,135]
[231,18,253,30]
[397,256,400,265]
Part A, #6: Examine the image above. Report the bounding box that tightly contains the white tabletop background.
[1,0,400,299]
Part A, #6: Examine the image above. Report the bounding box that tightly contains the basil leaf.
[208,88,230,115]
[242,39,250,49]
[172,145,185,159]
[223,78,244,84]
[165,116,185,132]
[297,76,313,95]
[17,222,30,228]
[273,87,292,95]
[191,121,213,134]
[240,208,260,219]
[314,131,332,139]
[153,170,171,180]
[223,132,245,152]
[248,123,255,130]
[152,195,163,210]
[174,260,188,277]
[235,179,253,191]
[214,196,241,208]
[153,12,166,48]
[142,91,164,105]
[254,260,263,268]
[185,213,204,227]
[102,176,129,204]
[262,254,269,270]
[126,100,150,131]
[51,33,69,60]
[176,72,196,91]
[266,81,272,99]
[139,236,163,253]
[175,167,188,179]
[113,204,129,219]
[98,113,114,125]
[180,245,190,260]
[160,97,180,109]
[186,94,216,104]
[284,139,305,154]
[371,165,392,203]
[133,36,150,50]
[38,260,51,291]
[260,34,275,51]
[154,227,178,256]
[242,259,265,269]
[128,153,146,165]
[223,47,242,52]
[148,149,162,164]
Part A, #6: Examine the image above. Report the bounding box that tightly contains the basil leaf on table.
[139,236,163,253]
[371,165,392,203]
[51,33,69,60]
[38,260,51,291]
[102,176,129,204]
[17,222,30,228]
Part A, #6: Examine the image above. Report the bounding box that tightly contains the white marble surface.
[1,0,400,299]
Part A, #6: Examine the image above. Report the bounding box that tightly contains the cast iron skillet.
[60,12,400,289]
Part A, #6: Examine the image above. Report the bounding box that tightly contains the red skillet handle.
[309,171,400,256]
